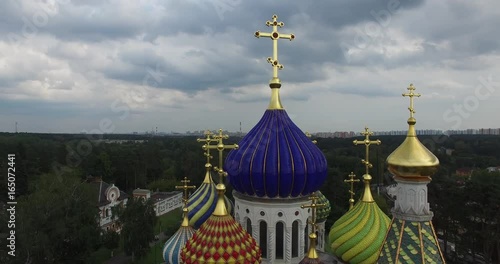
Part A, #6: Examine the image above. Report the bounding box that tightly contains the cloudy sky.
[1,0,499,134]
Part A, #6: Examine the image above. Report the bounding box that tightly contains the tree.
[101,230,119,251]
[462,170,500,263]
[119,197,157,259]
[15,172,100,264]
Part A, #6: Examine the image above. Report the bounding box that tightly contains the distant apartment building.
[93,139,147,144]
[315,131,356,138]
[447,128,500,135]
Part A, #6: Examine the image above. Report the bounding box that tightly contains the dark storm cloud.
[2,0,500,108]
[0,0,430,95]
[391,1,500,69]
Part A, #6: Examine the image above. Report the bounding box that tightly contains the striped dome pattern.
[225,109,328,198]
[316,191,331,223]
[163,225,195,264]
[187,171,233,229]
[379,219,445,263]
[180,215,262,263]
[329,201,390,264]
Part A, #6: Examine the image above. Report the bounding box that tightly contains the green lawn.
[135,208,184,264]
[155,207,182,235]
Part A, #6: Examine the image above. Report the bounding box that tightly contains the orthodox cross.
[175,177,196,205]
[305,131,317,144]
[344,172,360,210]
[255,14,295,86]
[301,194,326,234]
[402,83,421,118]
[353,127,381,175]
[202,129,239,184]
[197,130,217,164]
[301,193,326,259]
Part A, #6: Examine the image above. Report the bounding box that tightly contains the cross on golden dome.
[255,14,295,88]
[402,83,421,118]
[301,193,327,259]
[175,177,196,227]
[175,177,196,205]
[197,130,217,164]
[202,129,239,184]
[353,127,381,176]
[344,172,360,210]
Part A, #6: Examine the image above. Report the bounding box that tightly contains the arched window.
[260,221,267,258]
[276,222,284,259]
[246,218,252,234]
[304,224,309,254]
[292,221,299,258]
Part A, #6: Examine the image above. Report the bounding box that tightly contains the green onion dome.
[328,175,390,264]
[315,191,331,223]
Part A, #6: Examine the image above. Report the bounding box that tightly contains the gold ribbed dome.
[386,84,439,178]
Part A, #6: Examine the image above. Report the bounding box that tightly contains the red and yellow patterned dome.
[181,184,261,263]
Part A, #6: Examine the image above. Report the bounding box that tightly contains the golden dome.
[386,119,439,178]
[386,84,439,178]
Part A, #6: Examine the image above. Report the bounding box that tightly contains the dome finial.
[403,83,421,120]
[203,129,238,184]
[197,130,217,164]
[387,84,439,177]
[212,183,228,216]
[353,127,381,176]
[197,130,217,183]
[344,172,360,209]
[255,14,295,110]
[175,177,196,227]
[353,127,381,202]
[301,193,327,259]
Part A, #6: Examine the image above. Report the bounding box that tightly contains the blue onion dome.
[187,163,233,229]
[224,109,328,198]
[316,191,331,223]
[163,207,195,264]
